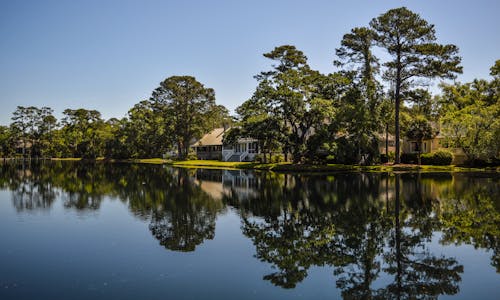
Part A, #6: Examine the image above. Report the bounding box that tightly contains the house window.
[236,143,247,153]
[248,142,258,153]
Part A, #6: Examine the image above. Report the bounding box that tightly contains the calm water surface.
[0,162,499,299]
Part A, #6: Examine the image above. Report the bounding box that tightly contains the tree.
[150,76,219,159]
[379,97,394,159]
[0,125,14,158]
[405,116,434,165]
[404,88,437,119]
[10,106,56,158]
[61,108,105,158]
[335,26,379,104]
[124,100,169,158]
[440,63,500,164]
[370,7,462,163]
[233,80,286,162]
[243,45,336,163]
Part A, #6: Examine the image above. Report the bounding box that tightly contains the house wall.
[195,145,222,160]
[403,138,435,154]
[222,139,259,162]
[402,137,468,165]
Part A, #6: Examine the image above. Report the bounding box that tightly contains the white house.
[192,128,260,162]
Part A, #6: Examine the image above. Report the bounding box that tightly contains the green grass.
[50,157,498,173]
[135,158,170,164]
[170,160,255,169]
[168,160,499,173]
[51,157,82,161]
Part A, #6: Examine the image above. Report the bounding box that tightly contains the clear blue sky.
[1,0,499,125]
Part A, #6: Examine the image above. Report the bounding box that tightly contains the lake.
[0,161,499,299]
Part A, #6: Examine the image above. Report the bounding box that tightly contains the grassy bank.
[39,158,498,173]
[166,160,499,173]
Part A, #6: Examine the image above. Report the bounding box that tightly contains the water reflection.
[0,161,499,298]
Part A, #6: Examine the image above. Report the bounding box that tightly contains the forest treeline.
[0,7,498,165]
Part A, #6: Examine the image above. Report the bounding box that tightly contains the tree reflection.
[332,174,392,299]
[1,161,58,211]
[378,174,463,300]
[239,173,386,289]
[438,174,500,273]
[0,161,224,252]
[147,169,224,252]
[1,161,499,294]
[237,172,465,298]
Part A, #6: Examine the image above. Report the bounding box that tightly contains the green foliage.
[222,127,242,146]
[380,151,396,163]
[335,26,379,101]
[404,89,439,119]
[405,116,434,164]
[440,65,500,164]
[421,150,453,165]
[150,76,224,159]
[380,152,396,163]
[0,125,14,157]
[116,100,169,159]
[400,153,418,164]
[270,154,285,163]
[61,108,107,158]
[370,7,462,163]
[239,45,338,163]
[10,106,57,158]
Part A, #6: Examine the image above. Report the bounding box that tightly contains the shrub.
[388,151,395,162]
[400,153,418,164]
[254,154,265,163]
[271,154,284,163]
[421,150,453,165]
[186,152,198,160]
[380,151,395,163]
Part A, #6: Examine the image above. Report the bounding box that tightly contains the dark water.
[0,162,499,300]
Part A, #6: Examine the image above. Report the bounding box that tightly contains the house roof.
[192,128,225,147]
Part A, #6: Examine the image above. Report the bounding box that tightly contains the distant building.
[402,133,466,165]
[191,128,260,162]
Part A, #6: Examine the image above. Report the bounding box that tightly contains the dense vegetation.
[0,7,498,165]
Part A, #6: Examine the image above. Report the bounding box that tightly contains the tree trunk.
[417,139,422,165]
[385,123,389,159]
[395,173,402,299]
[394,52,402,164]
[177,141,182,159]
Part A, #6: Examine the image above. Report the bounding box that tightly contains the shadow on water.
[1,161,499,298]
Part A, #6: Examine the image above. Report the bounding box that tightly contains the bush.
[271,154,284,163]
[421,150,453,165]
[253,153,284,163]
[186,152,198,160]
[380,151,395,163]
[254,154,265,163]
[400,153,418,164]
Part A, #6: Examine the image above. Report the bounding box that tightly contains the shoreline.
[123,159,499,173]
[3,158,498,173]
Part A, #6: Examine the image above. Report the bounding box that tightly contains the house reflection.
[193,169,259,201]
